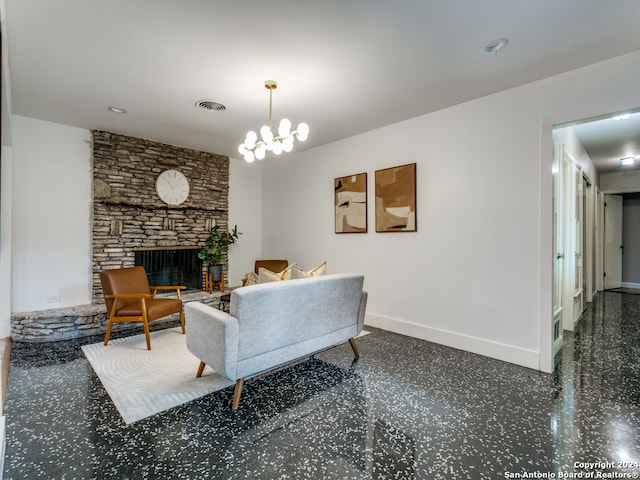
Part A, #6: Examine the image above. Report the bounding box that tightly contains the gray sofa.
[184,273,368,409]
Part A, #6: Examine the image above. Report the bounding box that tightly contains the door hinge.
[604,272,607,277]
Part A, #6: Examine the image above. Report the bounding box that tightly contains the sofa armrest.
[184,302,239,380]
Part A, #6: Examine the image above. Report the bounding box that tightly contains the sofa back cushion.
[231,273,364,361]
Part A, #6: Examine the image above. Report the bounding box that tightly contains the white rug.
[82,327,234,424]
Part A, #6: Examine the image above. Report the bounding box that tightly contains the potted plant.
[198,224,241,283]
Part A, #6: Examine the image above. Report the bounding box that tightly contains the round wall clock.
[156,169,190,205]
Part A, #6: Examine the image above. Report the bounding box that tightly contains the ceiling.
[569,111,640,174]
[3,0,640,171]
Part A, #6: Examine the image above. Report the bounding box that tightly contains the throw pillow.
[258,263,296,283]
[291,261,327,279]
[242,272,259,286]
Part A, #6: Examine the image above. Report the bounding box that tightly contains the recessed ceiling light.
[620,157,635,166]
[108,106,127,114]
[482,38,509,55]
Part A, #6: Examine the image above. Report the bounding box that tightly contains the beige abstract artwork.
[375,163,416,232]
[335,173,367,233]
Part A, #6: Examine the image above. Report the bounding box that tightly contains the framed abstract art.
[334,172,367,233]
[375,163,416,232]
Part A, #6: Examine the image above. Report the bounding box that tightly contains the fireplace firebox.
[134,248,202,290]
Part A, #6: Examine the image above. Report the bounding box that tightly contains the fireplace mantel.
[133,246,200,251]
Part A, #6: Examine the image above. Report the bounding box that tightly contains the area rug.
[81,327,234,424]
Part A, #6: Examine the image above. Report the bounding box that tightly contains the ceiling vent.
[195,100,227,112]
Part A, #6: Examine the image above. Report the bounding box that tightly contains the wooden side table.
[205,272,225,293]
[219,293,231,312]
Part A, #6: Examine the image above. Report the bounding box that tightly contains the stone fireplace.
[92,130,230,302]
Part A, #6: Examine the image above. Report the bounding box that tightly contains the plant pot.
[208,264,223,283]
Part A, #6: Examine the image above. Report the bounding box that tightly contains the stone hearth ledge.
[10,290,230,343]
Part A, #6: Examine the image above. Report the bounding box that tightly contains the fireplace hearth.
[135,248,202,290]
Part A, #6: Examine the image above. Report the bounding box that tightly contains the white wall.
[553,126,599,186]
[228,158,262,285]
[599,170,640,193]
[261,50,640,372]
[263,86,544,370]
[11,116,92,312]
[0,146,12,338]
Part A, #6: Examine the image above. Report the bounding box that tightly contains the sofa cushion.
[258,263,296,283]
[291,261,327,279]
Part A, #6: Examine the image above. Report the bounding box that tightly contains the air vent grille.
[195,100,227,112]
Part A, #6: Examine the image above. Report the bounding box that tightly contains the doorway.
[552,108,640,368]
[604,194,623,290]
[603,192,640,292]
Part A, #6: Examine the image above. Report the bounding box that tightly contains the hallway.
[3,292,639,479]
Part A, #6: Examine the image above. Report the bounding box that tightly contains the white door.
[572,171,585,325]
[604,194,623,290]
[552,144,564,357]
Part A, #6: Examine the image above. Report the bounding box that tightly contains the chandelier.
[238,80,309,162]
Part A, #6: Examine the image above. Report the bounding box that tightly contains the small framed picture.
[335,173,367,233]
[375,163,416,232]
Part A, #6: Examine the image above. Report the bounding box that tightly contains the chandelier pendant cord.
[268,86,273,132]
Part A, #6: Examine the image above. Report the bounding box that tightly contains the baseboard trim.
[364,313,540,371]
[621,282,640,289]
[0,337,8,479]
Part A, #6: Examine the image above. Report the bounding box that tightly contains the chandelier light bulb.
[272,141,283,155]
[243,150,255,163]
[282,136,294,152]
[245,131,257,149]
[278,118,291,137]
[260,125,273,143]
[255,145,266,160]
[296,122,309,141]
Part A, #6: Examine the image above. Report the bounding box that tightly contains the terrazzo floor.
[3,291,640,479]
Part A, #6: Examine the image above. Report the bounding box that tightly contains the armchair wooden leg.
[180,310,185,334]
[103,320,114,346]
[196,361,206,378]
[143,320,151,350]
[349,338,360,358]
[232,378,244,410]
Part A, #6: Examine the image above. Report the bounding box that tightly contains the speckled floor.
[3,292,640,479]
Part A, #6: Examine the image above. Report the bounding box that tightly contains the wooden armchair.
[99,266,185,350]
[242,260,289,286]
